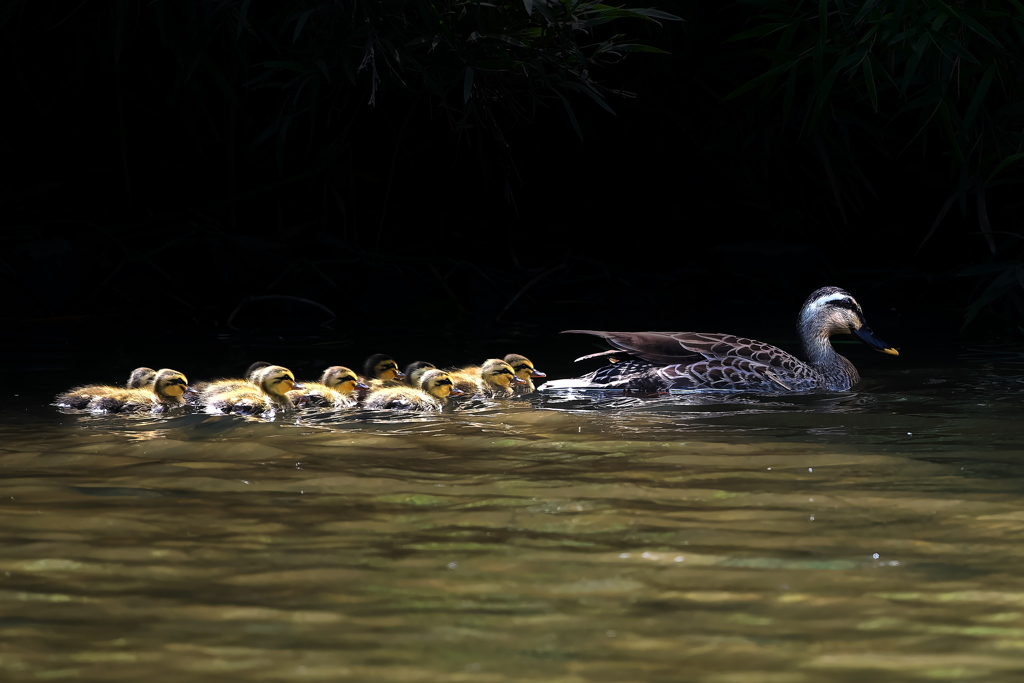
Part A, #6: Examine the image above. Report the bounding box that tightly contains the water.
[2,356,1024,682]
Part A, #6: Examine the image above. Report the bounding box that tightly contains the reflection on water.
[2,362,1024,681]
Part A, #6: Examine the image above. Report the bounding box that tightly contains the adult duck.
[543,287,898,394]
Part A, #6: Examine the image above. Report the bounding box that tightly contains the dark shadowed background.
[4,1,1022,381]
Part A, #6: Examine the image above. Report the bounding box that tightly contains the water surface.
[2,358,1024,682]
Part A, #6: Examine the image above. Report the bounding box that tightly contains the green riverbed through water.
[1,352,1023,682]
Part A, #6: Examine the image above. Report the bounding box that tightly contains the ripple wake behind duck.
[542,287,898,394]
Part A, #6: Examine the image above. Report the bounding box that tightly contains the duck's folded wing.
[564,330,805,369]
[657,356,817,392]
[562,330,706,364]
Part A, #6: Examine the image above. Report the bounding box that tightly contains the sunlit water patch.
[0,362,1023,681]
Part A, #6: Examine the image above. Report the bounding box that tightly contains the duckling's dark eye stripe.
[513,364,529,371]
[168,378,186,386]
[436,379,452,386]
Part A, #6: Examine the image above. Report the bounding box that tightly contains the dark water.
[2,355,1024,682]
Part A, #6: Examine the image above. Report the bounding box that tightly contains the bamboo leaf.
[463,66,474,103]
[721,62,796,102]
[862,52,878,112]
[555,90,583,140]
[236,0,251,41]
[900,33,930,94]
[985,153,1024,183]
[963,63,996,132]
[293,8,314,42]
[933,0,1001,44]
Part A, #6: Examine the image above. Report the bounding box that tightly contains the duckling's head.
[127,367,157,389]
[503,354,546,381]
[320,366,367,394]
[800,287,898,355]
[244,361,273,381]
[256,365,299,396]
[364,354,405,381]
[404,361,436,387]
[418,369,463,399]
[479,359,524,389]
[153,369,189,398]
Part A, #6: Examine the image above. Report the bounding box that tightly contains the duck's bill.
[854,326,899,355]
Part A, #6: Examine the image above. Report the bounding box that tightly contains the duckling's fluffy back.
[203,365,298,415]
[288,366,364,409]
[82,368,189,413]
[55,366,159,409]
[364,369,457,412]
[189,361,273,406]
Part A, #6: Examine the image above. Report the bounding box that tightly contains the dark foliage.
[3,0,1023,345]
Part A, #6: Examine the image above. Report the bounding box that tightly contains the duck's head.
[800,287,898,355]
[127,367,157,389]
[153,369,189,397]
[418,369,463,399]
[503,354,546,381]
[364,354,405,381]
[404,361,436,387]
[479,359,526,389]
[256,365,300,396]
[320,366,367,394]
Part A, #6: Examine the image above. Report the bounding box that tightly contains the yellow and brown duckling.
[288,366,367,409]
[449,358,525,398]
[364,368,464,411]
[402,361,436,387]
[79,368,190,413]
[503,353,546,395]
[55,366,159,409]
[362,353,406,390]
[203,365,300,415]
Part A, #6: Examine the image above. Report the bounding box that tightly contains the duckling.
[204,365,300,415]
[86,368,190,413]
[503,353,546,394]
[362,353,406,390]
[403,361,436,386]
[364,369,464,411]
[288,366,367,409]
[55,366,158,409]
[449,358,525,398]
[189,361,272,406]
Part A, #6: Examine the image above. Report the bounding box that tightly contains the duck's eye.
[168,378,186,386]
[436,379,452,386]
[514,364,529,372]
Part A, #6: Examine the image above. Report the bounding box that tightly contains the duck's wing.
[655,356,819,392]
[563,330,706,364]
[563,330,802,369]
